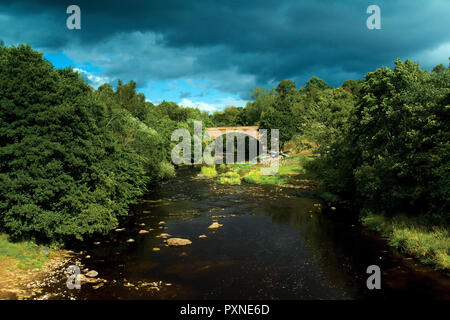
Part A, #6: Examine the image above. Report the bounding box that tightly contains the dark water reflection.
[48,167,450,299]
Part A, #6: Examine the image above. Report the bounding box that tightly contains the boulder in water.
[208,222,223,229]
[166,238,192,247]
[156,233,171,238]
[86,270,98,278]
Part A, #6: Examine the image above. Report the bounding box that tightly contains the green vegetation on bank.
[245,156,311,185]
[200,166,218,178]
[239,162,299,185]
[201,155,314,186]
[362,212,449,272]
[0,234,49,270]
[242,170,287,185]
[217,171,241,185]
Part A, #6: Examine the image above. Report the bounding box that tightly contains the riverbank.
[0,234,75,299]
[361,212,450,274]
[199,155,321,189]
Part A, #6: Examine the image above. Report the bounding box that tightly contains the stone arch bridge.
[205,126,260,141]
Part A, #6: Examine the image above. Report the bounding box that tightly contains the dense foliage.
[353,60,449,220]
[306,60,449,223]
[0,43,448,244]
[0,45,148,242]
[0,45,208,242]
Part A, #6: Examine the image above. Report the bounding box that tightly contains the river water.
[42,167,450,300]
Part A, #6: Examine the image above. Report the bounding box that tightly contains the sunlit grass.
[219,163,248,171]
[237,155,314,185]
[200,166,218,178]
[361,212,450,272]
[0,234,49,270]
[277,164,304,175]
[217,171,241,185]
[209,155,316,186]
[242,169,289,185]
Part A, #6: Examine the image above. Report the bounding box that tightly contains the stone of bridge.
[205,126,260,140]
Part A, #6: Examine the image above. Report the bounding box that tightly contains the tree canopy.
[1,44,448,244]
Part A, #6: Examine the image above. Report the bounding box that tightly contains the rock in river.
[93,283,104,290]
[126,238,135,243]
[138,230,149,234]
[208,222,223,229]
[166,238,192,247]
[156,233,171,238]
[86,270,98,278]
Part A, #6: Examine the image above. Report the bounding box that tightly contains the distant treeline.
[0,44,448,243]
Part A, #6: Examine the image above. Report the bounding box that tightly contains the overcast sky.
[1,0,449,111]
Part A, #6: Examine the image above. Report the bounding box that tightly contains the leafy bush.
[242,170,263,184]
[200,166,218,178]
[158,161,176,180]
[0,234,49,270]
[217,171,241,185]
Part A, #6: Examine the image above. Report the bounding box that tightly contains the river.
[37,166,450,300]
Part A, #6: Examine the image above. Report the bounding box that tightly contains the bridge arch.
[205,126,262,163]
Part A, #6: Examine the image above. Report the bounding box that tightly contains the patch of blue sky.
[42,53,246,111]
[141,79,247,111]
[45,52,103,73]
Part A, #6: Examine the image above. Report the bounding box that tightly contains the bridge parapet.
[205,126,260,140]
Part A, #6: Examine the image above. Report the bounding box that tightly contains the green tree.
[211,106,242,126]
[353,59,448,219]
[245,87,275,125]
[0,45,147,242]
[260,80,301,147]
[300,76,332,93]
[299,87,356,150]
[116,80,148,121]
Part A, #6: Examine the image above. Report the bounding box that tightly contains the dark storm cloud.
[1,0,449,94]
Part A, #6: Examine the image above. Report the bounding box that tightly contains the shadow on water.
[41,166,450,300]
